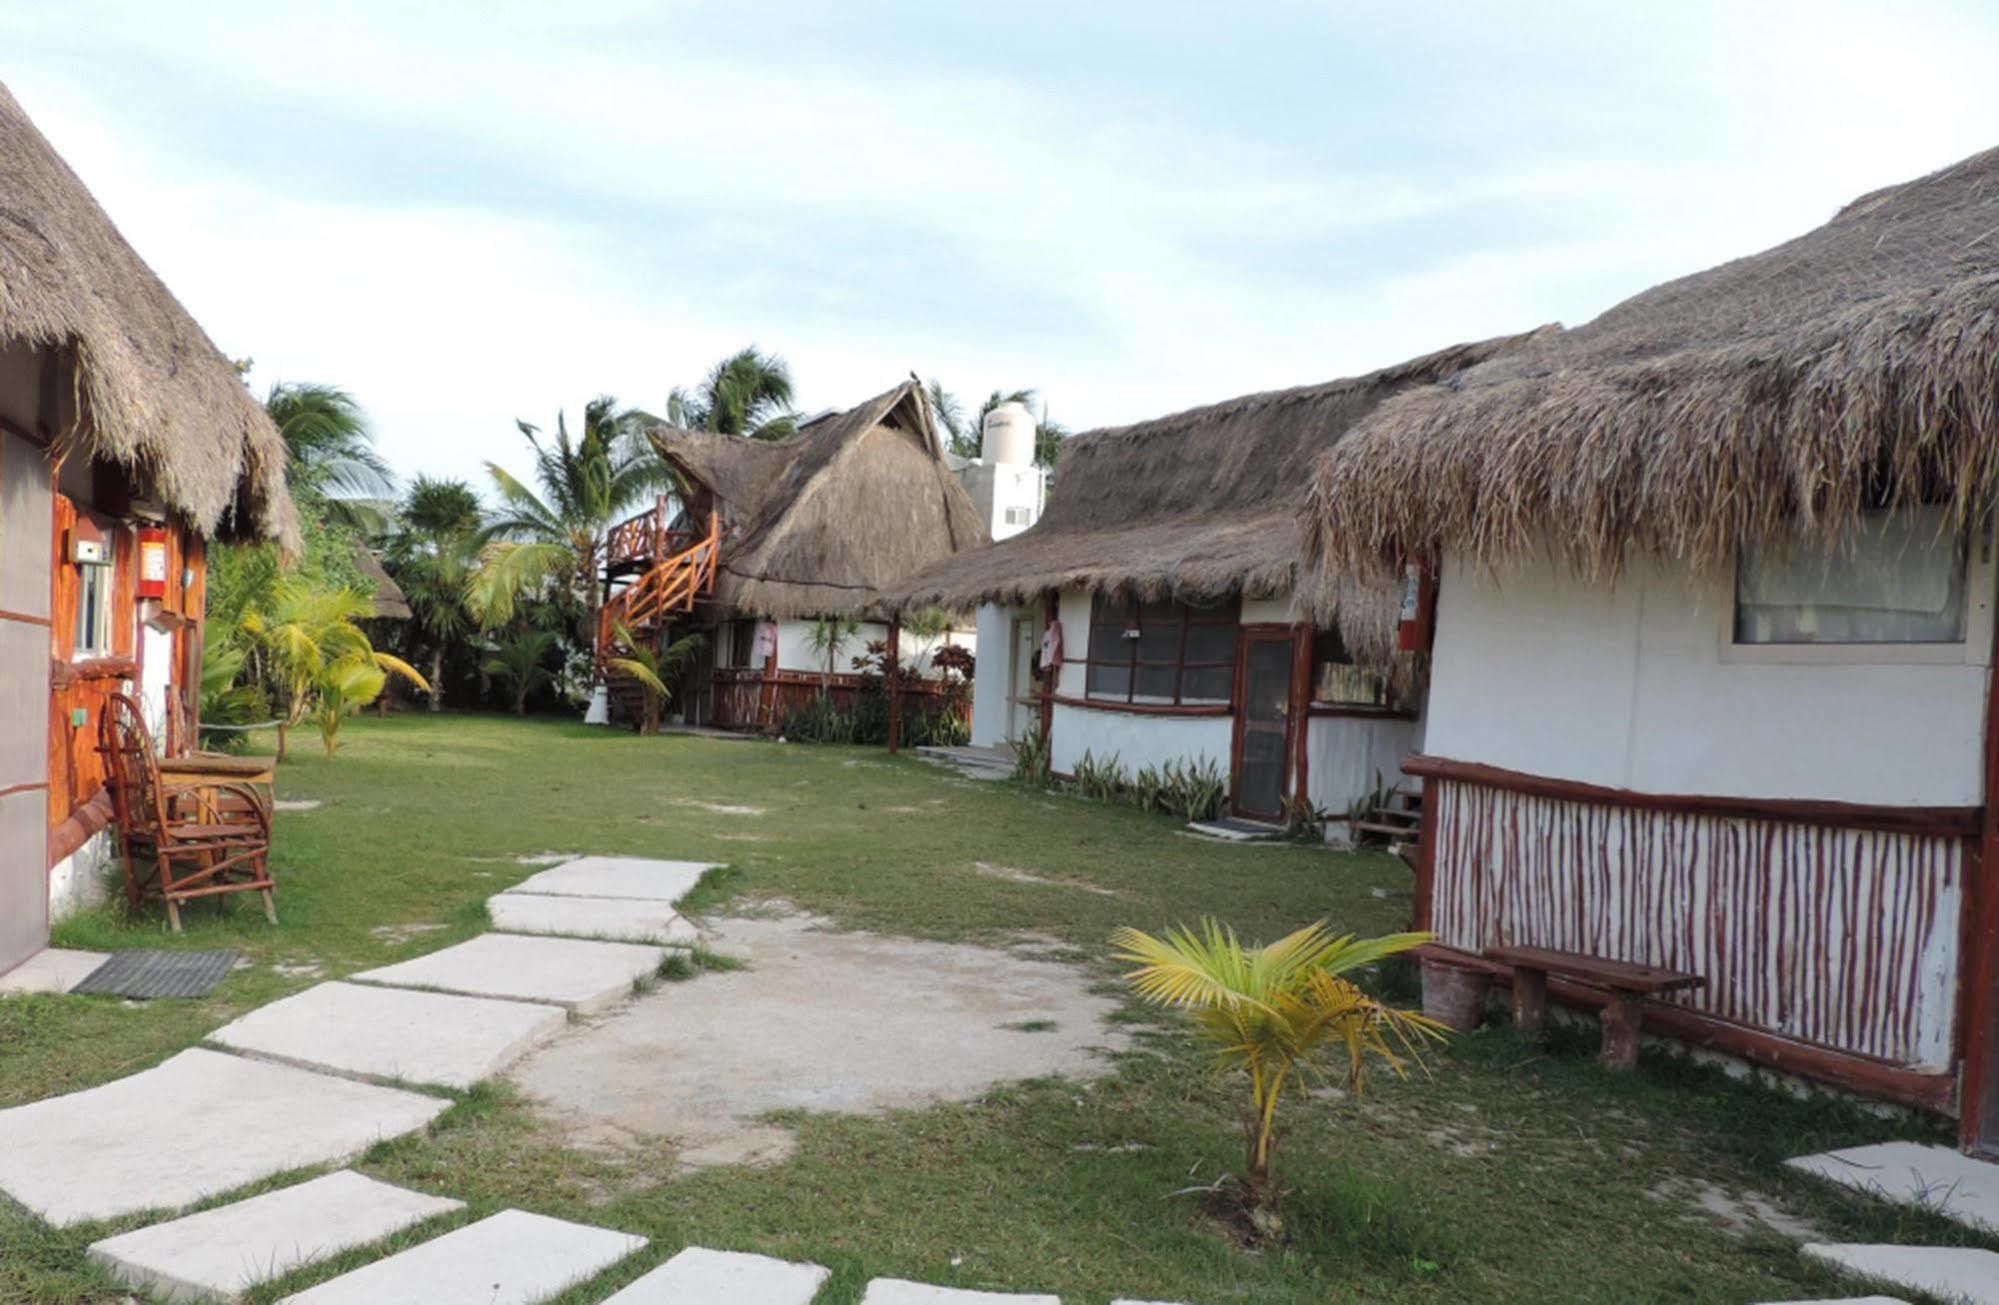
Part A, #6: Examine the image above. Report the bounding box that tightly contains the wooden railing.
[604,497,704,572]
[596,510,720,676]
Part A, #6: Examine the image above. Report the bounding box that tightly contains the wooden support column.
[1037,593,1057,743]
[1289,624,1313,814]
[1960,570,1999,1152]
[1599,996,1642,1071]
[887,615,903,754]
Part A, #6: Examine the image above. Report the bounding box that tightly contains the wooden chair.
[97,692,276,931]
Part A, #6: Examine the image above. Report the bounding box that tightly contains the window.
[1735,507,1967,646]
[1003,505,1033,526]
[729,619,759,668]
[1083,594,1237,706]
[75,559,113,656]
[1310,626,1389,708]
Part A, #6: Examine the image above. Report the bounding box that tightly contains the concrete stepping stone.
[86,1170,463,1303]
[351,933,669,1015]
[1758,1297,1911,1304]
[604,1246,830,1303]
[503,856,714,903]
[0,946,109,994]
[0,1048,448,1227]
[489,893,699,947]
[278,1208,645,1304]
[860,1281,1060,1304]
[1786,1141,1999,1234]
[1801,1243,1999,1304]
[208,981,567,1089]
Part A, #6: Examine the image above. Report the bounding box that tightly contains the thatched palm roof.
[1303,145,1999,605]
[0,83,297,548]
[354,546,411,621]
[887,335,1534,661]
[648,380,987,619]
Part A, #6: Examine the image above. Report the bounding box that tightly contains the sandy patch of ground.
[367,922,447,946]
[672,799,766,816]
[969,861,1125,898]
[508,910,1129,1169]
[1647,1177,1825,1242]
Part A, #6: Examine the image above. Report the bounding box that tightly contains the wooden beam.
[887,616,903,754]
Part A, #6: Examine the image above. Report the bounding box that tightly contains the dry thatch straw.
[888,335,1536,666]
[354,546,411,620]
[648,380,987,619]
[1301,145,1999,617]
[0,82,297,549]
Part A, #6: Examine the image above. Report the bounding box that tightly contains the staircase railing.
[595,510,720,678]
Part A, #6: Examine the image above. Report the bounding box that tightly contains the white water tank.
[981,401,1035,466]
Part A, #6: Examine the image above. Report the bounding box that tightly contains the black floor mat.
[70,949,240,999]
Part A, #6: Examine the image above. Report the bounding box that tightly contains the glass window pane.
[1735,507,1966,645]
[1087,661,1130,701]
[1134,663,1178,702]
[1182,665,1233,705]
[1136,616,1181,663]
[1183,622,1236,666]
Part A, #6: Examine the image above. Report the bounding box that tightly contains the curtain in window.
[1735,507,1966,645]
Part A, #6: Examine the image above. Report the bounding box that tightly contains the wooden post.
[1511,966,1548,1032]
[1600,996,1642,1070]
[887,616,903,754]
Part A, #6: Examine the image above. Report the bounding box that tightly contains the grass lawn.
[2,712,1990,1303]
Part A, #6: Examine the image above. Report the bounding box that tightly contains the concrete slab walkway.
[277,1208,646,1304]
[1787,1141,1999,1234]
[860,1281,1061,1304]
[504,855,714,902]
[490,892,699,946]
[0,1048,449,1227]
[1800,1242,1999,1304]
[603,1247,830,1303]
[86,1170,463,1303]
[351,932,669,1015]
[0,947,109,995]
[208,981,567,1090]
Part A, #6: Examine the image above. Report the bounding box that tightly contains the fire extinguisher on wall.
[136,526,170,602]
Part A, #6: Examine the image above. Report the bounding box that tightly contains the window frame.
[1081,593,1239,708]
[1308,625,1392,710]
[1718,513,1995,668]
[73,557,115,658]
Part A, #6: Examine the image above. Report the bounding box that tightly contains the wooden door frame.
[1962,567,1999,1153]
[1230,623,1302,822]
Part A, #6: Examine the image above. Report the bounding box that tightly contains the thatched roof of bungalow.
[354,546,412,621]
[648,379,988,620]
[0,83,298,550]
[888,334,1537,665]
[1302,144,1999,612]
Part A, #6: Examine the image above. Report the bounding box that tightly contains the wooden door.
[0,429,52,973]
[1232,628,1295,822]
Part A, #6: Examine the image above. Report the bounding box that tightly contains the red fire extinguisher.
[1396,558,1436,654]
[137,526,170,601]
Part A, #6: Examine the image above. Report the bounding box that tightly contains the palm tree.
[481,627,559,715]
[605,624,705,734]
[925,383,1065,466]
[385,476,483,711]
[469,397,675,643]
[1113,920,1443,1228]
[668,347,798,440]
[265,383,397,530]
[238,577,428,758]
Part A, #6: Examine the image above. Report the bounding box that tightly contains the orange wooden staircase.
[594,502,720,680]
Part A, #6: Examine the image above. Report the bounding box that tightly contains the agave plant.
[1112,919,1444,1227]
[238,578,429,757]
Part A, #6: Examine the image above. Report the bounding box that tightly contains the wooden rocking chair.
[96,691,277,931]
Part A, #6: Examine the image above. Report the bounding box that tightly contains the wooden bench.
[1484,944,1704,1070]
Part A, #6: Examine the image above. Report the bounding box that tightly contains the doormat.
[1186,817,1286,842]
[70,949,240,999]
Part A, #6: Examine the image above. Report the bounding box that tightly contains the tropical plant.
[806,615,860,695]
[481,627,560,716]
[924,382,1069,467]
[605,624,705,734]
[238,578,428,757]
[1072,748,1127,803]
[471,397,676,646]
[1112,920,1445,1230]
[196,635,270,753]
[264,382,396,531]
[1010,721,1051,784]
[668,346,798,440]
[384,476,485,711]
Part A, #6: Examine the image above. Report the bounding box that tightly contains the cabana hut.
[1303,146,1999,1148]
[596,380,987,732]
[892,337,1530,825]
[0,83,297,974]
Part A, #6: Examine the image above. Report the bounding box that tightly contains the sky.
[5,1,1999,498]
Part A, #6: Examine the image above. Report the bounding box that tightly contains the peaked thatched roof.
[1302,145,1999,607]
[0,83,297,548]
[887,335,1535,662]
[648,380,988,619]
[354,546,411,621]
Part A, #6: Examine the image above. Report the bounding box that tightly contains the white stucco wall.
[1049,702,1234,777]
[1426,550,1992,805]
[769,616,974,679]
[969,602,1018,749]
[1305,715,1419,815]
[47,827,116,924]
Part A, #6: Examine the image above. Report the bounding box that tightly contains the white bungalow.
[1303,145,1999,1150]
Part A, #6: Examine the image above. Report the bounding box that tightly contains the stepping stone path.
[87,1169,463,1303]
[1800,1244,1999,1305]
[209,981,567,1089]
[505,854,716,902]
[490,891,699,946]
[861,1282,1062,1304]
[0,946,108,994]
[351,932,669,1015]
[1787,1140,1999,1301]
[277,1209,647,1304]
[604,1247,830,1303]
